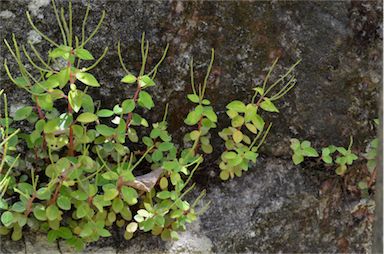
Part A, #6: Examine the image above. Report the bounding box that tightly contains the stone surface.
[0,0,382,253]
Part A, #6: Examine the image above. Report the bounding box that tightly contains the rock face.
[0,0,381,253]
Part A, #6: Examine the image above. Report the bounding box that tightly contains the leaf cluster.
[290,137,358,176]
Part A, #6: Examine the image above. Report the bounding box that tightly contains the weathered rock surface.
[0,0,381,253]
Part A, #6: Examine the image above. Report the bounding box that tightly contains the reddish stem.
[194,117,204,153]
[24,193,36,216]
[49,181,62,205]
[125,84,141,131]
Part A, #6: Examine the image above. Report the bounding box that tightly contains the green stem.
[51,0,67,45]
[117,41,129,73]
[26,11,59,47]
[84,47,109,71]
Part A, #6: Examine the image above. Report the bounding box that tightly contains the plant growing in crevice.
[0,0,212,250]
[290,137,358,176]
[358,119,379,197]
[0,0,305,250]
[218,58,301,180]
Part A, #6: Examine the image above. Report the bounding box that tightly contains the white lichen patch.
[168,219,213,254]
[28,0,50,17]
[27,30,42,44]
[0,10,16,19]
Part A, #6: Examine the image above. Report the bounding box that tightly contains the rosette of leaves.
[290,137,358,176]
[218,58,301,180]
[290,139,319,165]
[0,0,210,250]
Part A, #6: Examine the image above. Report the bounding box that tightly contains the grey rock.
[0,0,381,253]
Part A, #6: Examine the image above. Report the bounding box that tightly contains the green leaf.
[203,108,217,122]
[1,211,14,227]
[75,48,94,60]
[122,99,135,113]
[336,164,347,175]
[112,198,124,213]
[253,87,264,95]
[222,151,237,160]
[11,202,25,213]
[44,118,60,133]
[226,100,246,112]
[245,123,257,134]
[138,91,154,110]
[71,190,88,201]
[187,94,199,103]
[290,139,300,151]
[33,205,47,221]
[77,112,98,123]
[189,130,201,141]
[102,171,119,180]
[137,209,150,217]
[233,130,243,143]
[159,177,168,190]
[76,72,100,87]
[121,74,137,84]
[68,89,83,113]
[58,227,73,239]
[337,147,348,155]
[138,75,155,88]
[81,94,94,113]
[158,142,173,151]
[46,205,60,221]
[126,222,138,233]
[121,186,138,205]
[231,115,244,128]
[152,150,163,162]
[96,124,115,136]
[76,203,89,218]
[252,114,265,131]
[260,98,279,112]
[219,170,230,181]
[302,147,319,157]
[292,153,304,165]
[14,106,33,121]
[57,196,71,210]
[104,188,119,201]
[358,181,368,190]
[97,109,114,117]
[322,155,333,164]
[201,143,213,154]
[184,110,202,125]
[49,47,69,59]
[301,140,311,148]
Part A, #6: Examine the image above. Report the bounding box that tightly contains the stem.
[60,7,70,45]
[68,0,73,48]
[201,48,215,100]
[34,96,47,151]
[117,41,129,73]
[190,58,197,96]
[148,43,169,79]
[51,0,67,46]
[254,123,272,151]
[84,47,109,71]
[125,84,141,131]
[262,57,279,92]
[139,33,149,76]
[81,1,90,46]
[80,10,106,48]
[26,11,59,47]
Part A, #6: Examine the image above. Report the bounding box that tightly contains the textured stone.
[0,0,381,253]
